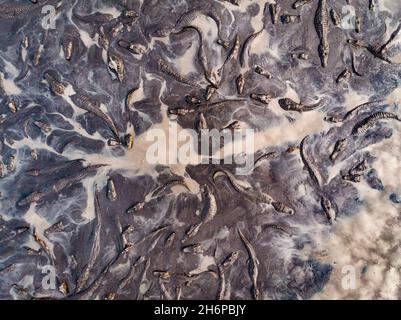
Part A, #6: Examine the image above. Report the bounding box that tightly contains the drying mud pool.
[1,0,401,300]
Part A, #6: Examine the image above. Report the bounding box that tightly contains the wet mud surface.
[0,0,401,300]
